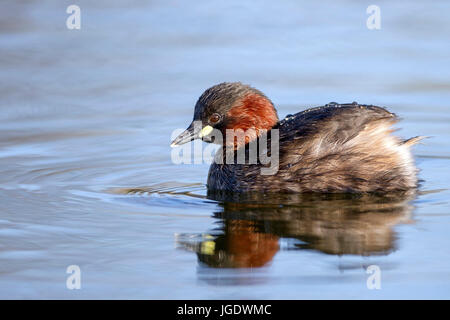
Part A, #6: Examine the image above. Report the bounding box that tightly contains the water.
[1,0,450,299]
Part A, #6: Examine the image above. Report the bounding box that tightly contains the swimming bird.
[171,82,422,193]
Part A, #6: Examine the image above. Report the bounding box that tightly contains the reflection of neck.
[223,220,279,268]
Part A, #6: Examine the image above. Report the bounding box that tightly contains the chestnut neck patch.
[224,93,278,148]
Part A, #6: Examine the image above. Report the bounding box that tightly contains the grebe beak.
[171,121,215,147]
[171,121,215,148]
[171,122,198,147]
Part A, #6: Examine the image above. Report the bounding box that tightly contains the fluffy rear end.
[299,119,421,192]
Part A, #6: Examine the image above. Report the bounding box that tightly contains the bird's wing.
[277,103,397,147]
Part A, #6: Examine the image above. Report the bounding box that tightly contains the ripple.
[106,182,217,213]
[109,181,207,199]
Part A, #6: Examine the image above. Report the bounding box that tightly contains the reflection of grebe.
[171,82,422,193]
[177,192,415,268]
[193,220,279,269]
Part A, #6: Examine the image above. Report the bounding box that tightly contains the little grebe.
[171,82,422,193]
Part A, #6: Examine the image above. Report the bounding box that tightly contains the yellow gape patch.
[199,234,215,255]
[198,125,213,138]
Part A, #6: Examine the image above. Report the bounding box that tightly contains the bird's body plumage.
[207,103,419,193]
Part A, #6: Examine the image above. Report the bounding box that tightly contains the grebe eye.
[209,113,221,124]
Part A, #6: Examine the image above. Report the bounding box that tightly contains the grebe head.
[171,82,279,147]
